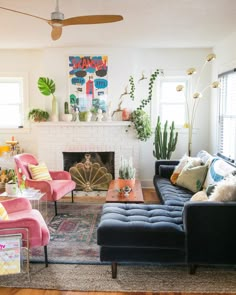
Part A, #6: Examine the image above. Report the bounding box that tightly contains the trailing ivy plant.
[129,76,135,100]
[128,69,163,141]
[130,109,152,141]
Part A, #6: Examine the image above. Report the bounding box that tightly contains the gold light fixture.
[176,53,220,156]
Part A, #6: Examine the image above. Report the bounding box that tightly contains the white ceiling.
[0,0,236,49]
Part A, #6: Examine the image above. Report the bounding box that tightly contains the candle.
[11,136,14,141]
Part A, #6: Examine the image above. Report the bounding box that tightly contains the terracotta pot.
[122,108,130,121]
[117,178,135,189]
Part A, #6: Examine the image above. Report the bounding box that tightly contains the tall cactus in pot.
[153,116,178,160]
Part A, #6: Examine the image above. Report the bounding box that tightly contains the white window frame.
[217,69,236,162]
[0,72,29,130]
[152,75,190,128]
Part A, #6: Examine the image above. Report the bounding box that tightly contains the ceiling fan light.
[52,21,63,27]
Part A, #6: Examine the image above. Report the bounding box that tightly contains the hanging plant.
[128,69,163,141]
[130,109,152,141]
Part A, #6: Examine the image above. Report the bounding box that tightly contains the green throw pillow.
[176,164,208,193]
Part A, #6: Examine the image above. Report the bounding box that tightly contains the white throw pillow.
[190,190,208,201]
[209,174,236,202]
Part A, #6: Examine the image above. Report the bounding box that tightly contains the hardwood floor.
[0,189,235,295]
[0,289,234,295]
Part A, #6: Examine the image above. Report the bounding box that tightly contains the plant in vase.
[63,102,73,122]
[118,156,136,189]
[4,169,18,196]
[38,77,58,122]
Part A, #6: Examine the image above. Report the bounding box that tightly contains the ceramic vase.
[51,96,59,122]
[5,182,18,196]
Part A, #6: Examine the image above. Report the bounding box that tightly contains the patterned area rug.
[31,202,103,263]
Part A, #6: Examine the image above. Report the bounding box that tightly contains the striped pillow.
[28,162,52,181]
[0,203,9,220]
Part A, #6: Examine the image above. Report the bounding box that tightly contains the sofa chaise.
[97,151,236,278]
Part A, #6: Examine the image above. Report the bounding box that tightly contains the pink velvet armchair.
[0,198,50,266]
[14,153,76,215]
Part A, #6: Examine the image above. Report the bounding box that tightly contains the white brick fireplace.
[31,121,139,179]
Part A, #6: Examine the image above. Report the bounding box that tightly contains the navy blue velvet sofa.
[97,157,236,278]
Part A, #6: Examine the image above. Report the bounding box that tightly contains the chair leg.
[54,201,58,216]
[71,190,74,203]
[111,262,117,279]
[44,245,48,267]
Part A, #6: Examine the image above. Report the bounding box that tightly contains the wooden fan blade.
[51,26,62,40]
[0,6,48,22]
[62,15,123,26]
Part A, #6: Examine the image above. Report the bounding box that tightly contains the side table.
[0,189,47,220]
[106,179,144,203]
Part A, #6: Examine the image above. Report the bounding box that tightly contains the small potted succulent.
[118,156,136,189]
[62,102,73,122]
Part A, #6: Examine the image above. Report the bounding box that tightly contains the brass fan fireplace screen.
[63,152,114,192]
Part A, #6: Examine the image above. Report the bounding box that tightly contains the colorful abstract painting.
[68,55,108,113]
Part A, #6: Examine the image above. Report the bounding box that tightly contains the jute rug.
[0,263,235,292]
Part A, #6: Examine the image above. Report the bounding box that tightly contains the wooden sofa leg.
[189,264,197,274]
[44,245,48,267]
[112,262,117,278]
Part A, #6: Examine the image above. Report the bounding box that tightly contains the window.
[157,77,188,127]
[218,70,236,161]
[0,76,25,128]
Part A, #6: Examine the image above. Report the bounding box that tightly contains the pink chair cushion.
[50,180,76,201]
[0,198,50,248]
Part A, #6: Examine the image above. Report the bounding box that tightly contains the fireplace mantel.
[31,121,139,179]
[32,121,131,127]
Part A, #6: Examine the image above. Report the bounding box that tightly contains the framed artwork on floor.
[68,55,108,113]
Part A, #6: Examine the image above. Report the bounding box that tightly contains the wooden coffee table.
[106,179,144,203]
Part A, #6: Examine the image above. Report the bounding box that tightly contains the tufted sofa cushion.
[97,203,185,250]
[153,175,193,205]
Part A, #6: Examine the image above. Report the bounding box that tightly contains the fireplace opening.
[63,151,114,192]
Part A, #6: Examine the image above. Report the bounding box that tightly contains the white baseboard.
[140,179,154,188]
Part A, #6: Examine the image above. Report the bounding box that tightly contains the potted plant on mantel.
[38,77,58,122]
[28,109,49,122]
[118,156,136,189]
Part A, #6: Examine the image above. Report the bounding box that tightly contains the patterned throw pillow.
[0,203,9,220]
[28,162,52,181]
[176,163,208,193]
[170,155,202,184]
[203,157,236,189]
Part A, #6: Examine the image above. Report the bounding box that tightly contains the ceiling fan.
[0,0,123,41]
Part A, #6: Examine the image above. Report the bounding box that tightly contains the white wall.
[0,47,213,186]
